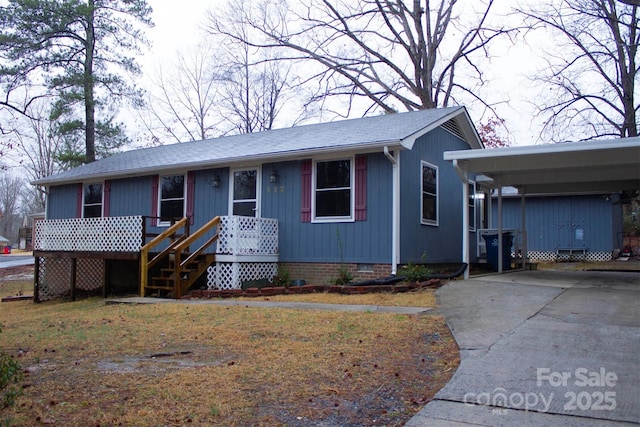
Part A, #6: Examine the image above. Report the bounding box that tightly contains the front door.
[230,168,260,217]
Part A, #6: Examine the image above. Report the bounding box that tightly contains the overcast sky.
[136,0,562,148]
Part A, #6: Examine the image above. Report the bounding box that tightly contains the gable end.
[440,118,464,140]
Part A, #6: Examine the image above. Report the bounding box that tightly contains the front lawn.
[0,268,458,426]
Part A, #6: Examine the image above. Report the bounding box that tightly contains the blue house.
[32,107,483,300]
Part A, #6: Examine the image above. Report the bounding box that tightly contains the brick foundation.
[279,262,392,285]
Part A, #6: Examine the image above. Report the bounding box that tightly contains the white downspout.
[384,146,400,275]
[452,160,470,279]
[43,186,49,220]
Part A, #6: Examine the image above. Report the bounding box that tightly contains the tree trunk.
[84,0,96,163]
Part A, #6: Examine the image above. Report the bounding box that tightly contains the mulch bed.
[187,279,441,299]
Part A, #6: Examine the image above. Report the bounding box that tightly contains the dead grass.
[235,289,437,307]
[535,259,640,271]
[0,269,458,426]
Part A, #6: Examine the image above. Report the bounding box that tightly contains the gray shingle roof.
[34,106,477,185]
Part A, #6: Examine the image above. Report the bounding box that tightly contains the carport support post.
[521,192,527,270]
[498,186,503,273]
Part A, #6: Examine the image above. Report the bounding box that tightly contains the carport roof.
[444,136,640,195]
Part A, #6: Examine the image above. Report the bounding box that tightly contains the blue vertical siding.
[108,176,153,216]
[263,155,393,263]
[399,127,474,263]
[47,184,78,219]
[493,195,617,252]
[192,168,230,225]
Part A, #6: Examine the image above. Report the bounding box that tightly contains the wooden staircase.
[148,253,216,297]
[140,216,221,299]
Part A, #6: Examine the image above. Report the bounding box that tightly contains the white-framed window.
[421,161,438,226]
[468,180,476,231]
[313,158,354,222]
[83,183,103,218]
[158,174,185,225]
[229,168,261,217]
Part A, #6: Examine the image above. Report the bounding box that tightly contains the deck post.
[70,258,77,301]
[34,256,40,303]
[103,260,110,298]
[140,250,147,297]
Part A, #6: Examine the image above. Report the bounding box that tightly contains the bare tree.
[140,4,308,145]
[141,46,223,144]
[207,0,313,132]
[208,0,514,116]
[10,103,64,207]
[0,173,24,240]
[20,185,45,219]
[216,38,294,134]
[519,0,638,140]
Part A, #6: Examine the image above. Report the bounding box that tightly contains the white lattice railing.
[217,216,279,256]
[34,216,143,252]
[34,214,278,258]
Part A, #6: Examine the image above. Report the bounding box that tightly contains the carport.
[444,136,640,278]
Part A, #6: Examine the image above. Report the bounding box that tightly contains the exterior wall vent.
[440,118,464,140]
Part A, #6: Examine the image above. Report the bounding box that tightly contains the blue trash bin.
[483,233,513,271]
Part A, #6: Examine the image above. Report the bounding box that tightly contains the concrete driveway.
[406,270,640,426]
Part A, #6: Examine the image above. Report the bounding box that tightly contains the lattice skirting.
[526,251,612,262]
[207,262,278,290]
[36,257,104,301]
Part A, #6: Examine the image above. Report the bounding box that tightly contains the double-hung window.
[159,174,185,224]
[421,161,438,226]
[83,183,103,218]
[313,158,354,221]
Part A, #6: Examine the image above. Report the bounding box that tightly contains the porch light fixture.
[269,169,279,184]
[211,173,220,188]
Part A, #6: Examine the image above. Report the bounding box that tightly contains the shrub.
[401,263,432,283]
[272,267,291,288]
[0,325,22,409]
[331,265,353,286]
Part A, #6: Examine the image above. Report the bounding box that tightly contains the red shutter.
[186,171,195,225]
[301,159,312,222]
[151,176,159,226]
[103,180,111,217]
[77,183,83,218]
[355,155,367,221]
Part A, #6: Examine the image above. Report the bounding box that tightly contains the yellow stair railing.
[140,216,221,298]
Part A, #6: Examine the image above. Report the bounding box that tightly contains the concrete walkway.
[406,270,640,426]
[107,296,432,315]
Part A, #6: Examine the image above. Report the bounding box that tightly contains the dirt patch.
[0,264,34,281]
